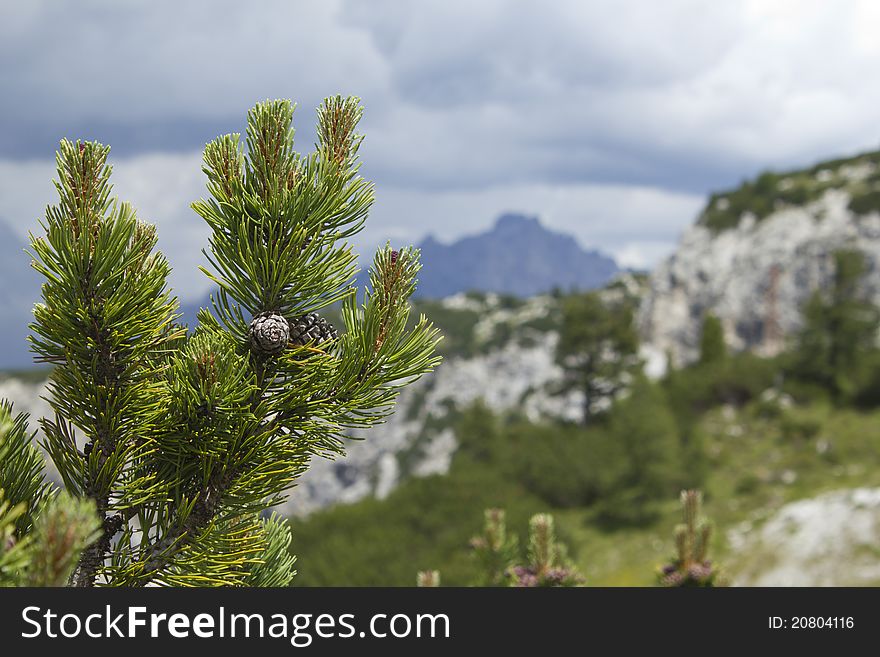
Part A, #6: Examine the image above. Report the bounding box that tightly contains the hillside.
[1,280,644,518]
[289,379,880,586]
[641,148,880,365]
[8,147,880,586]
[6,275,880,586]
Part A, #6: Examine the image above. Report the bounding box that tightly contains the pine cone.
[249,311,290,356]
[290,312,338,346]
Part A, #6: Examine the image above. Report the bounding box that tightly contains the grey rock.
[640,187,880,367]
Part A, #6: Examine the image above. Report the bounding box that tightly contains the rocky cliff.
[640,150,880,366]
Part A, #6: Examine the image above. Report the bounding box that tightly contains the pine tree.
[0,404,101,586]
[418,509,583,587]
[698,312,726,365]
[1,97,441,587]
[792,249,880,401]
[555,291,640,424]
[508,514,583,587]
[596,377,682,526]
[470,508,583,587]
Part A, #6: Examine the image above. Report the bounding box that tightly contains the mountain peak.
[413,213,618,298]
[493,213,541,231]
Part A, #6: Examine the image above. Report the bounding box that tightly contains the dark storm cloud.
[4,0,878,194]
[1,117,237,159]
[4,0,880,295]
[0,1,385,158]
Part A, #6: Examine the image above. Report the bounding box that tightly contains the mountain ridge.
[410,213,619,298]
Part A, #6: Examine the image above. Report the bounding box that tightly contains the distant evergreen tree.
[0,97,441,587]
[596,377,682,525]
[792,249,880,401]
[555,291,640,424]
[454,399,502,464]
[699,312,727,365]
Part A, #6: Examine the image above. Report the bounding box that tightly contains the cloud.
[350,0,880,192]
[3,1,880,289]
[0,0,389,156]
[110,152,213,300]
[4,1,880,195]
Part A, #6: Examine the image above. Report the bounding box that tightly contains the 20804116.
[768,616,854,629]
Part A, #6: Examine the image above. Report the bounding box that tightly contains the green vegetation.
[0,98,441,587]
[291,252,880,586]
[408,299,482,357]
[406,293,562,359]
[556,290,640,423]
[291,382,880,586]
[790,249,880,402]
[697,149,880,232]
[435,508,584,587]
[596,377,687,525]
[657,490,719,587]
[699,313,727,365]
[469,508,519,586]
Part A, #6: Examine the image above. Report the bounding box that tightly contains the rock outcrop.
[640,151,880,366]
[728,488,880,586]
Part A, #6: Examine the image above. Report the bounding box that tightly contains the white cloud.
[0,159,56,233]
[350,0,880,190]
[5,1,880,193]
[0,152,704,301]
[0,0,388,125]
[110,152,213,300]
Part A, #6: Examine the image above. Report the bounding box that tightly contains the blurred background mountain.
[411,213,619,298]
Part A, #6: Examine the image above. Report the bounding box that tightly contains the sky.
[2,0,880,301]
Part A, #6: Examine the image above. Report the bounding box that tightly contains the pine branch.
[29,139,182,586]
[25,492,102,587]
[0,403,51,536]
[242,513,297,587]
[658,490,720,587]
